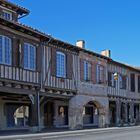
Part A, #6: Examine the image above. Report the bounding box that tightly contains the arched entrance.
[6,104,29,127]
[83,101,99,127]
[69,95,108,130]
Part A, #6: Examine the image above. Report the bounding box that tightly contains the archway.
[83,101,99,127]
[69,95,108,129]
[6,104,29,127]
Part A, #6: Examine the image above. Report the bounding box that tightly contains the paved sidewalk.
[0,126,140,140]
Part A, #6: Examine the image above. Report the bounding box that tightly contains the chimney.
[76,40,85,49]
[101,50,111,58]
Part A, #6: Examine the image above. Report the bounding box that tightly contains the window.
[130,73,135,92]
[138,76,140,93]
[108,72,116,87]
[84,61,91,81]
[24,43,36,70]
[56,52,66,78]
[2,10,12,20]
[119,75,127,90]
[97,65,104,84]
[0,35,12,65]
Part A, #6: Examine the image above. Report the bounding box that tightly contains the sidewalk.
[0,126,140,139]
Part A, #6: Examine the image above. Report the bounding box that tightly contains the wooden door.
[44,101,54,128]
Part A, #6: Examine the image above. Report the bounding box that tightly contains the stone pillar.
[130,102,134,124]
[136,105,139,123]
[69,106,83,130]
[139,104,140,122]
[98,108,106,128]
[125,103,128,124]
[116,99,121,126]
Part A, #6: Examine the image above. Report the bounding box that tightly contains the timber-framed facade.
[0,0,140,132]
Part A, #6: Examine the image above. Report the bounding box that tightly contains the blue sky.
[11,0,140,66]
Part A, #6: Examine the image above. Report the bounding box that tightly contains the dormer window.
[2,10,12,20]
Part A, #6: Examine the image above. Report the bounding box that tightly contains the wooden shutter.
[108,72,112,86]
[36,46,41,72]
[101,65,105,84]
[66,52,73,79]
[80,58,84,81]
[91,62,97,84]
[12,38,19,67]
[12,13,17,21]
[19,39,24,68]
[0,8,2,16]
[51,47,56,76]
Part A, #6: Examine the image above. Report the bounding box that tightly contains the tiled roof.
[0,0,29,14]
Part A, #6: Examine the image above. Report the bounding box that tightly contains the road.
[0,126,140,140]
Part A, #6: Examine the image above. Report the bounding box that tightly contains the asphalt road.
[1,126,140,140]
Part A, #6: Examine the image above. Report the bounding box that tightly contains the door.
[44,101,54,128]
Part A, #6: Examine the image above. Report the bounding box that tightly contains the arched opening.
[14,106,29,127]
[6,104,29,127]
[83,101,99,127]
[69,95,107,129]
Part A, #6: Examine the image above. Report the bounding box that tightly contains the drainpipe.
[37,37,52,132]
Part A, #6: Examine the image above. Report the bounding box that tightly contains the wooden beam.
[0,86,36,95]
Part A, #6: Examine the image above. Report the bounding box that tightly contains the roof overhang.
[0,0,29,15]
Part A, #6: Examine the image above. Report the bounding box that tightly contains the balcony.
[0,64,39,84]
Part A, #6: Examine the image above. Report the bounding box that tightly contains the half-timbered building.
[0,0,48,131]
[0,0,140,132]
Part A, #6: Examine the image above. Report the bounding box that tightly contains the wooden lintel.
[0,86,36,95]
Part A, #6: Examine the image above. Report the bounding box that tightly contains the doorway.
[44,101,54,128]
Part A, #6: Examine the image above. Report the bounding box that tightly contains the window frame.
[24,43,36,71]
[2,10,12,20]
[97,64,104,84]
[0,35,12,65]
[56,51,66,78]
[84,61,91,81]
[119,74,127,90]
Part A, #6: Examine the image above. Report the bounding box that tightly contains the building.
[0,0,140,132]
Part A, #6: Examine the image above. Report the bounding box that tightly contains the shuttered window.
[84,61,91,81]
[24,43,36,70]
[138,76,140,93]
[0,35,12,65]
[119,75,127,89]
[56,51,66,78]
[2,10,12,20]
[108,72,116,87]
[130,73,135,92]
[97,65,104,84]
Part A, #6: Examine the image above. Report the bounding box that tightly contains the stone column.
[130,102,134,123]
[125,102,128,124]
[116,99,121,126]
[98,108,106,128]
[139,104,140,122]
[69,106,83,130]
[136,105,139,123]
